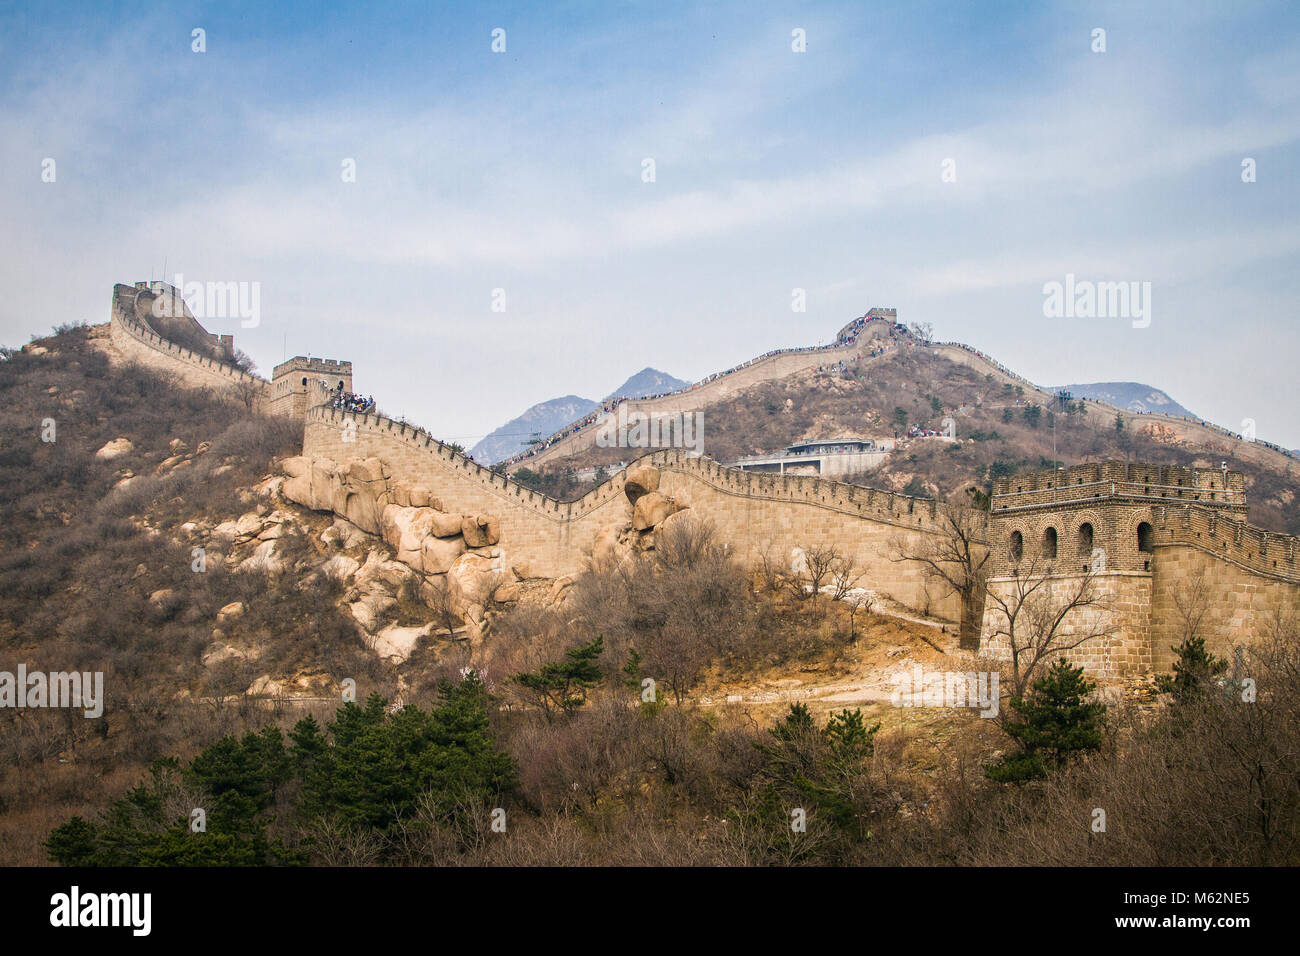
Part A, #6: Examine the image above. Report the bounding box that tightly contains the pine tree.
[1155,635,1228,703]
[987,658,1105,783]
[513,635,605,720]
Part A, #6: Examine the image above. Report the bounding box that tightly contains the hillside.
[470,367,687,464]
[536,343,1300,535]
[6,318,1300,870]
[0,321,975,865]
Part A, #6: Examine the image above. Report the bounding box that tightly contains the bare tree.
[889,498,990,649]
[981,557,1115,700]
[1170,567,1211,644]
[424,575,463,639]
[829,552,863,602]
[792,544,841,605]
[755,543,789,595]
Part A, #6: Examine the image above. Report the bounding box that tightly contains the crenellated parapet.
[982,461,1300,678]
[107,283,268,401]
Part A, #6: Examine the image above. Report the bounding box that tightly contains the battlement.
[272,356,353,377]
[992,461,1246,515]
[107,284,267,403]
[271,356,353,419]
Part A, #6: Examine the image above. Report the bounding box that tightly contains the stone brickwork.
[107,283,270,406]
[270,357,353,419]
[95,277,1299,679]
[982,571,1153,677]
[303,406,972,621]
[982,462,1300,679]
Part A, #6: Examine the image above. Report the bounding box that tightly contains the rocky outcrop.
[461,514,501,547]
[95,437,134,460]
[632,491,679,531]
[588,464,689,563]
[280,453,513,623]
[624,463,660,502]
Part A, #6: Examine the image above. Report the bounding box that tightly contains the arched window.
[1077,522,1094,555]
[338,380,345,389]
[1042,527,1057,559]
[1009,530,1023,561]
[301,377,307,386]
[1137,522,1154,553]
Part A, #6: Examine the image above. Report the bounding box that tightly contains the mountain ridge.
[469,367,689,464]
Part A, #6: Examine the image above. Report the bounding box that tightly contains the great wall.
[97,281,1300,679]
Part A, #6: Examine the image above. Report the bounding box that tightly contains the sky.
[2,0,1298,449]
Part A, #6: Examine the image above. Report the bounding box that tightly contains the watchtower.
[981,461,1248,677]
[270,356,353,419]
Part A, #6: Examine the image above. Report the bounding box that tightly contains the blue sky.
[3,1,1298,448]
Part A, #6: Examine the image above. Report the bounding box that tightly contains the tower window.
[1138,522,1154,553]
[301,377,307,386]
[1077,522,1094,555]
[1043,527,1057,559]
[1009,530,1023,561]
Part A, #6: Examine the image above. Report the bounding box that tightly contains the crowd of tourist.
[330,386,375,414]
[905,424,947,439]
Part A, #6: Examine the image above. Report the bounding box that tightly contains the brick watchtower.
[270,356,353,419]
[981,461,1249,678]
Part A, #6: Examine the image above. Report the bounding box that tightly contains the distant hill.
[1053,382,1200,422]
[603,367,689,401]
[470,367,688,464]
[469,395,599,465]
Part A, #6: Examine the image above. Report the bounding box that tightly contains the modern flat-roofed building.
[729,436,893,477]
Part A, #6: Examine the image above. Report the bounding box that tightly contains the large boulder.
[421,534,467,574]
[461,514,501,547]
[632,491,677,531]
[320,554,361,582]
[429,510,465,538]
[320,517,369,549]
[335,458,390,534]
[95,437,134,461]
[409,487,440,509]
[652,507,696,543]
[371,624,431,663]
[238,540,282,574]
[592,523,634,568]
[380,505,442,566]
[388,480,413,508]
[624,464,660,502]
[283,456,339,513]
[447,550,508,607]
[280,456,311,478]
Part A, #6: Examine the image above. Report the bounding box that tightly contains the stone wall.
[107,283,270,406]
[270,357,353,419]
[981,463,1300,678]
[982,571,1154,679]
[1149,541,1300,672]
[303,406,973,620]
